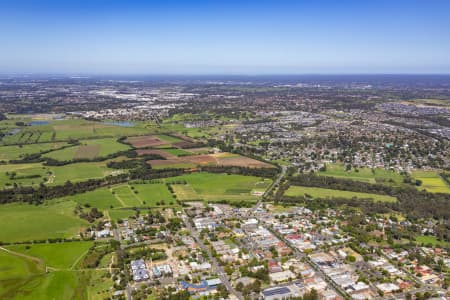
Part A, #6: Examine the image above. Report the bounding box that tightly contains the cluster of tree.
[0,168,187,204]
[236,279,261,296]
[5,171,41,180]
[239,265,269,283]
[200,165,278,178]
[284,173,450,221]
[123,246,167,263]
[106,153,165,170]
[80,240,120,268]
[8,141,80,164]
[75,206,104,223]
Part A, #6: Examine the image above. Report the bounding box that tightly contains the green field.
[44,138,130,161]
[415,235,449,247]
[0,160,125,188]
[65,188,122,210]
[131,183,176,206]
[168,172,271,202]
[162,148,192,156]
[112,185,143,207]
[284,185,397,202]
[0,201,88,243]
[1,119,151,145]
[0,249,45,298]
[156,134,183,143]
[6,241,93,269]
[0,142,68,161]
[0,161,122,187]
[318,163,404,184]
[412,170,450,193]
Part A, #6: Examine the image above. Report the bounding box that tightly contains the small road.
[182,214,243,300]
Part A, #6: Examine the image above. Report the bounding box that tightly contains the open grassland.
[148,151,273,169]
[284,185,397,202]
[0,249,45,298]
[108,209,137,221]
[44,138,130,161]
[131,183,176,206]
[168,172,271,202]
[0,201,88,243]
[171,184,200,201]
[112,185,142,207]
[64,188,122,210]
[0,159,124,188]
[162,148,192,156]
[415,235,450,247]
[0,142,68,161]
[1,119,151,146]
[0,163,49,188]
[318,163,404,184]
[86,270,114,300]
[6,241,93,269]
[412,170,450,193]
[2,269,81,300]
[156,134,183,143]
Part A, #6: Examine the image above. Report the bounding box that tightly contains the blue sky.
[1,0,450,74]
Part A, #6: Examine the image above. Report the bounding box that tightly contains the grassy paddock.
[285,185,397,202]
[412,170,450,193]
[319,163,403,184]
[6,241,93,269]
[0,201,88,243]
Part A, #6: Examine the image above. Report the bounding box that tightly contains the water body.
[103,121,135,127]
[28,120,49,126]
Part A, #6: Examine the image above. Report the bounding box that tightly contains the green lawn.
[43,145,78,161]
[0,160,124,188]
[319,163,403,184]
[44,138,130,161]
[112,185,142,207]
[162,148,192,156]
[64,188,122,210]
[412,170,450,193]
[415,235,449,247]
[0,249,45,298]
[9,270,81,300]
[284,185,397,202]
[6,241,93,269]
[131,183,176,206]
[167,172,271,202]
[0,163,49,188]
[0,201,88,243]
[156,134,183,143]
[0,142,68,161]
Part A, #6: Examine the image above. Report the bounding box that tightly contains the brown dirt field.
[184,155,217,165]
[215,156,274,168]
[136,149,176,159]
[170,133,196,142]
[127,135,168,148]
[74,144,100,159]
[173,141,200,149]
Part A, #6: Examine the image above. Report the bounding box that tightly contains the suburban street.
[182,214,243,300]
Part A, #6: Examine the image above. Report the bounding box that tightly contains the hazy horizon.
[1,0,450,74]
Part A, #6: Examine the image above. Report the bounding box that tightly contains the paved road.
[266,227,348,298]
[247,165,287,217]
[182,214,243,300]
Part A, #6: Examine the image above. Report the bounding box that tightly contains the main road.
[246,165,287,217]
[181,214,243,300]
